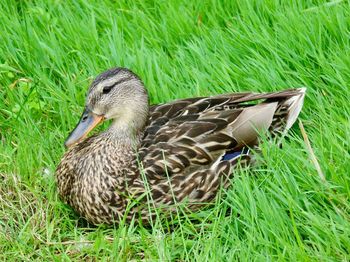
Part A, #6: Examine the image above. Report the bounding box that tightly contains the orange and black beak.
[64,108,104,148]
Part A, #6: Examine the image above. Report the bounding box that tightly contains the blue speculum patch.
[222,147,249,161]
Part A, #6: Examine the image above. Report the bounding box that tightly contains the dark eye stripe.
[102,76,133,94]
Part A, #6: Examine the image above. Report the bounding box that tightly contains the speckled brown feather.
[56,71,305,225]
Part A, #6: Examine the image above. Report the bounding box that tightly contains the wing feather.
[139,89,305,179]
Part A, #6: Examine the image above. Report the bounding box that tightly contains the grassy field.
[0,0,349,260]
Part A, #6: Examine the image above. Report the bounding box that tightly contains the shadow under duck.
[56,67,305,225]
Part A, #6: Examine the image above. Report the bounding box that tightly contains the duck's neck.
[103,101,149,145]
[104,117,145,147]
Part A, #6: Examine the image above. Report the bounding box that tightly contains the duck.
[56,67,306,225]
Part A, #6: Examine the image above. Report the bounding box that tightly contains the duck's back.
[133,88,306,208]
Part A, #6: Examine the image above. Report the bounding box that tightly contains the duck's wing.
[138,88,306,181]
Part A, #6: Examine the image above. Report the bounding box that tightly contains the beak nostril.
[82,115,88,121]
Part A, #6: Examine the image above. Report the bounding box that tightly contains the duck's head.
[64,67,149,148]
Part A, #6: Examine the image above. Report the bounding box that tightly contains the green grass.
[0,0,349,260]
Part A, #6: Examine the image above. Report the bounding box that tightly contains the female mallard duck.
[56,67,305,225]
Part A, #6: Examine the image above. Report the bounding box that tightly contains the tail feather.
[211,87,306,174]
[283,87,306,132]
[269,87,306,136]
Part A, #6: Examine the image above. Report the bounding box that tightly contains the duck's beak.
[64,108,104,148]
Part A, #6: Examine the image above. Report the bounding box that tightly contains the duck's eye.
[102,84,114,94]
